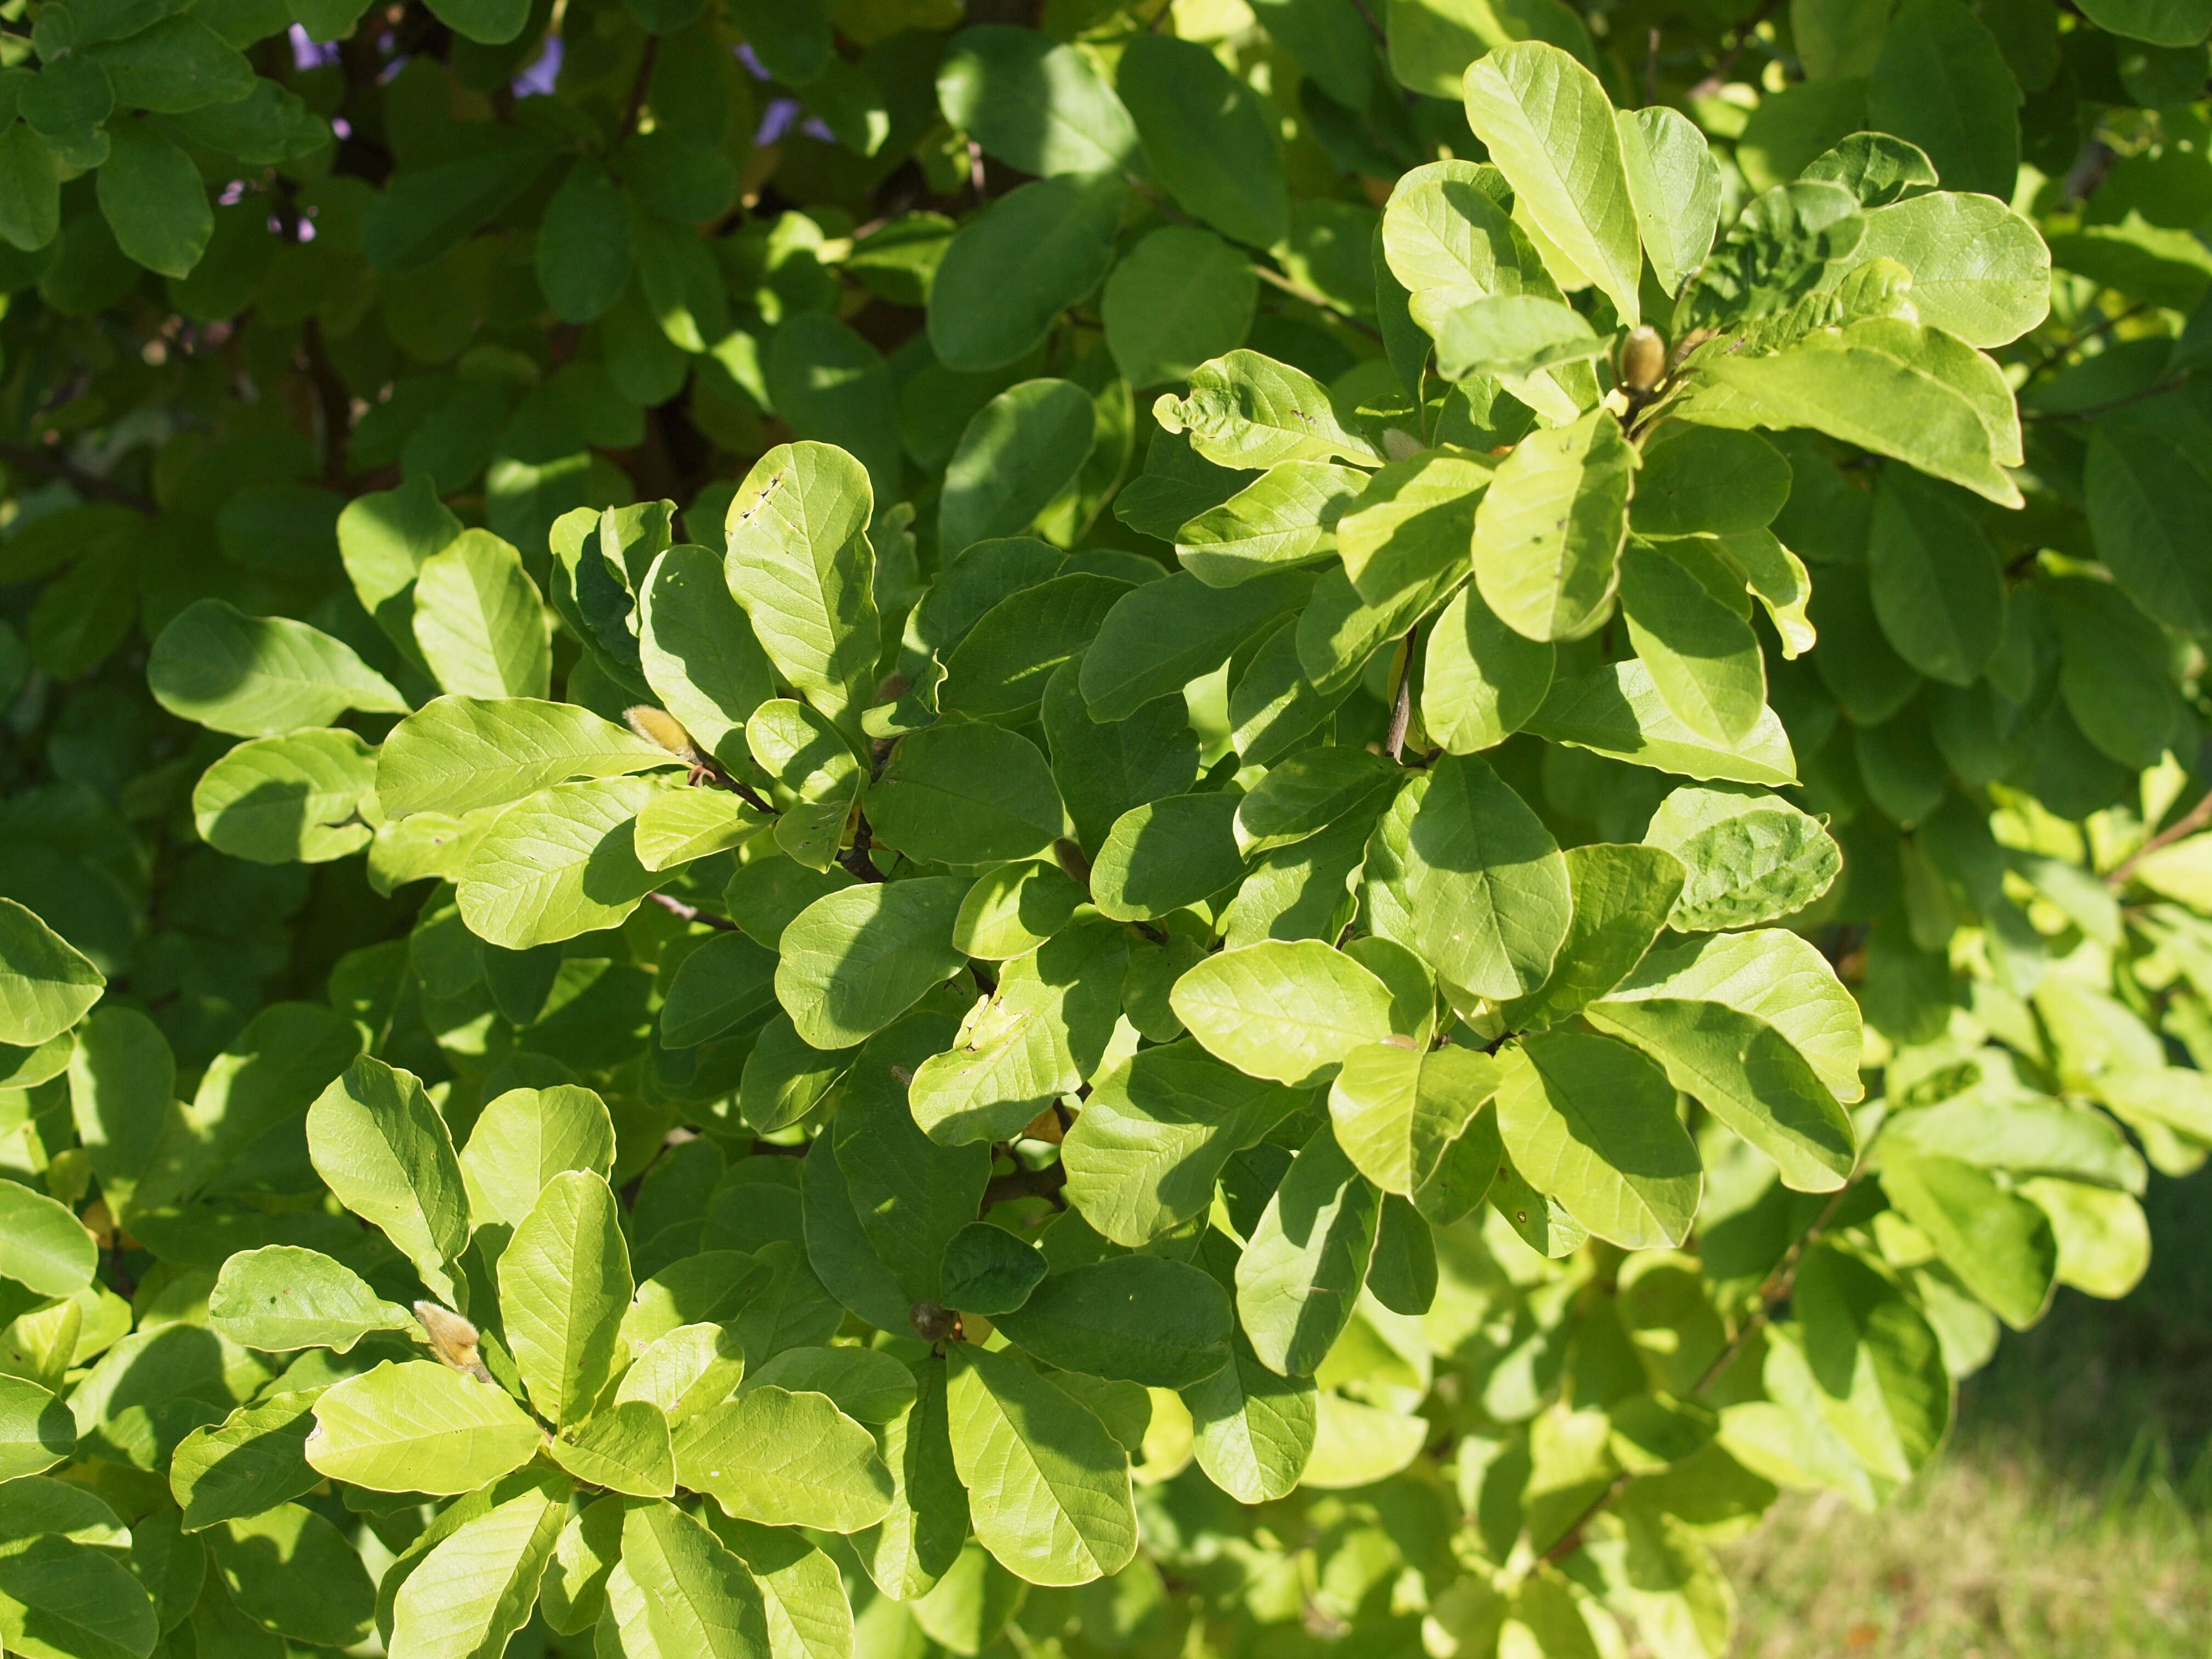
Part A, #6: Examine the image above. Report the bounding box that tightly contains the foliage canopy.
[3,0,2212,1656]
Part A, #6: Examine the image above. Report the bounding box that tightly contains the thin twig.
[1689,0,1784,96]
[0,441,156,513]
[1251,266,1385,340]
[839,815,886,883]
[1385,628,1417,761]
[301,317,352,485]
[1536,1176,1860,1567]
[2109,786,2212,888]
[616,35,659,147]
[981,1160,1068,1213]
[2022,372,2192,422]
[648,891,738,930]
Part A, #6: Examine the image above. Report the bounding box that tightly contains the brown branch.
[616,35,659,148]
[839,815,886,883]
[1536,1176,1860,1567]
[2109,786,2212,888]
[1251,265,1384,341]
[1385,628,1417,761]
[1689,0,1785,97]
[301,317,352,485]
[648,891,738,930]
[2022,371,2192,422]
[981,1160,1067,1213]
[0,441,156,513]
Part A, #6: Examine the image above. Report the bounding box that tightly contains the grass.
[1724,1164,2212,1657]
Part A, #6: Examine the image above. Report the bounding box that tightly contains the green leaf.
[953,862,1086,961]
[500,1170,631,1426]
[376,696,669,819]
[1866,470,2005,687]
[2074,0,2212,44]
[1092,792,1245,922]
[1472,408,1637,643]
[941,574,1132,719]
[1460,41,1643,326]
[1421,585,1555,754]
[1235,1123,1383,1376]
[192,728,377,864]
[1079,568,1313,720]
[1643,782,1841,932]
[775,879,969,1050]
[1617,541,1767,747]
[852,1355,969,1599]
[1044,658,1201,851]
[0,898,102,1049]
[748,699,861,872]
[390,1482,566,1659]
[674,1385,894,1532]
[1180,1324,1317,1502]
[458,1084,616,1229]
[96,120,210,278]
[1153,351,1383,469]
[1118,33,1288,250]
[607,1499,772,1659]
[169,1392,320,1531]
[455,775,662,950]
[538,157,631,323]
[149,599,409,737]
[870,724,1069,866]
[0,1534,158,1659]
[831,1011,989,1301]
[1494,1030,1702,1249]
[548,1400,676,1497]
[0,124,59,253]
[306,1056,470,1307]
[1235,747,1400,856]
[663,932,781,1049]
[724,442,881,731]
[1677,317,2022,507]
[207,1502,374,1647]
[1103,226,1258,390]
[945,1342,1138,1586]
[1526,659,1800,786]
[996,1256,1232,1388]
[928,175,1126,373]
[1617,105,1720,297]
[1336,450,1492,608]
[1632,425,1791,538]
[1597,928,1865,1105]
[1402,753,1572,1001]
[410,528,550,700]
[2086,413,2212,639]
[940,379,1094,560]
[1844,191,2050,348]
[1878,1152,2056,1329]
[1584,995,1855,1192]
[908,916,1125,1144]
[0,1186,89,1309]
[1061,1039,1306,1245]
[1176,461,1367,589]
[0,1376,72,1481]
[940,1223,1048,1316]
[1171,939,1396,1086]
[748,1348,919,1425]
[1866,0,2021,201]
[306,1361,544,1494]
[707,1516,856,1659]
[1434,295,1606,381]
[208,1245,410,1352]
[637,789,768,872]
[1328,1042,1502,1198]
[936,25,1138,177]
[640,545,776,768]
[1781,1244,1951,1486]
